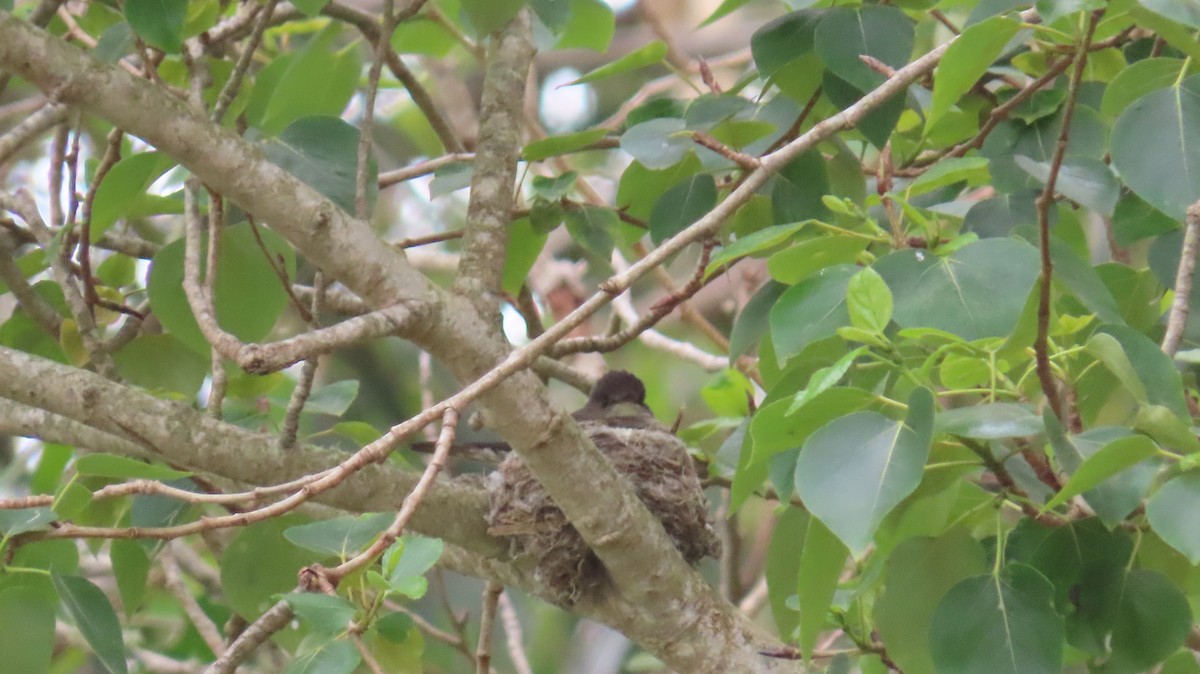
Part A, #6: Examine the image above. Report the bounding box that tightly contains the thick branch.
[452,13,534,321]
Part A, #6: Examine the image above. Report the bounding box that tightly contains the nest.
[486,419,720,603]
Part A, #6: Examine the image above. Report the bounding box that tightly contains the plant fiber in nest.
[486,419,720,604]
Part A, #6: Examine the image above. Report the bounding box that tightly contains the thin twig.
[211,0,276,123]
[497,592,533,674]
[1034,12,1100,421]
[203,600,294,674]
[379,153,475,187]
[322,407,459,583]
[475,582,503,674]
[162,545,226,657]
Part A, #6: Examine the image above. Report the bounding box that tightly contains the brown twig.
[1034,12,1100,421]
[210,0,276,124]
[392,229,464,248]
[321,407,459,584]
[475,581,503,674]
[691,131,760,170]
[915,58,1072,167]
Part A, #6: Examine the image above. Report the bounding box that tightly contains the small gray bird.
[484,371,720,602]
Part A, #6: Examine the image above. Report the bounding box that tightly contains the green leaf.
[905,157,992,198]
[1047,237,1123,324]
[90,152,177,239]
[51,482,92,520]
[282,593,357,635]
[649,174,716,244]
[564,205,617,258]
[75,454,192,480]
[1147,473,1200,563]
[1111,73,1200,220]
[502,217,548,295]
[751,10,822,78]
[701,369,753,417]
[1141,0,1200,28]
[147,222,297,357]
[460,0,523,34]
[1130,7,1200,61]
[784,348,868,416]
[706,223,805,278]
[929,564,1063,674]
[1112,192,1178,246]
[303,380,360,416]
[875,238,1040,341]
[703,0,758,28]
[522,129,607,162]
[429,162,473,198]
[621,117,691,170]
[259,25,361,135]
[769,265,856,365]
[876,530,987,674]
[1095,324,1191,420]
[263,116,377,216]
[222,517,323,625]
[936,403,1042,439]
[553,0,615,52]
[531,172,577,200]
[771,151,832,225]
[751,387,878,465]
[1043,435,1159,512]
[375,611,415,643]
[390,17,456,56]
[384,536,443,600]
[283,637,361,674]
[846,267,892,333]
[568,40,668,85]
[928,17,1021,131]
[113,334,208,396]
[283,513,393,558]
[795,517,847,663]
[616,155,701,219]
[764,506,807,639]
[767,236,868,285]
[110,539,150,616]
[1087,332,1149,404]
[729,280,786,361]
[1067,428,1159,525]
[1094,570,1193,673]
[1101,57,1192,119]
[1013,155,1119,216]
[124,0,186,52]
[0,586,55,674]
[794,410,930,555]
[814,5,914,92]
[0,507,56,536]
[291,0,329,17]
[53,573,128,674]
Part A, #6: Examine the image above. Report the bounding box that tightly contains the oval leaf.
[794,410,930,556]
[1112,73,1200,220]
[53,573,128,674]
[1147,473,1200,564]
[930,565,1063,674]
[875,238,1040,341]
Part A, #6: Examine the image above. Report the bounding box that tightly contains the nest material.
[486,419,720,603]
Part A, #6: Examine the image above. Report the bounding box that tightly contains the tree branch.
[452,12,534,321]
[1163,201,1200,357]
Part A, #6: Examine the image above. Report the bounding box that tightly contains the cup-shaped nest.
[487,420,720,603]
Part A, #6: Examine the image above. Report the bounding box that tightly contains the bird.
[482,370,720,602]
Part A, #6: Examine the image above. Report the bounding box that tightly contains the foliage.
[1,0,1200,673]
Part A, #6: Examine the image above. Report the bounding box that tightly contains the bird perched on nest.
[486,370,720,603]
